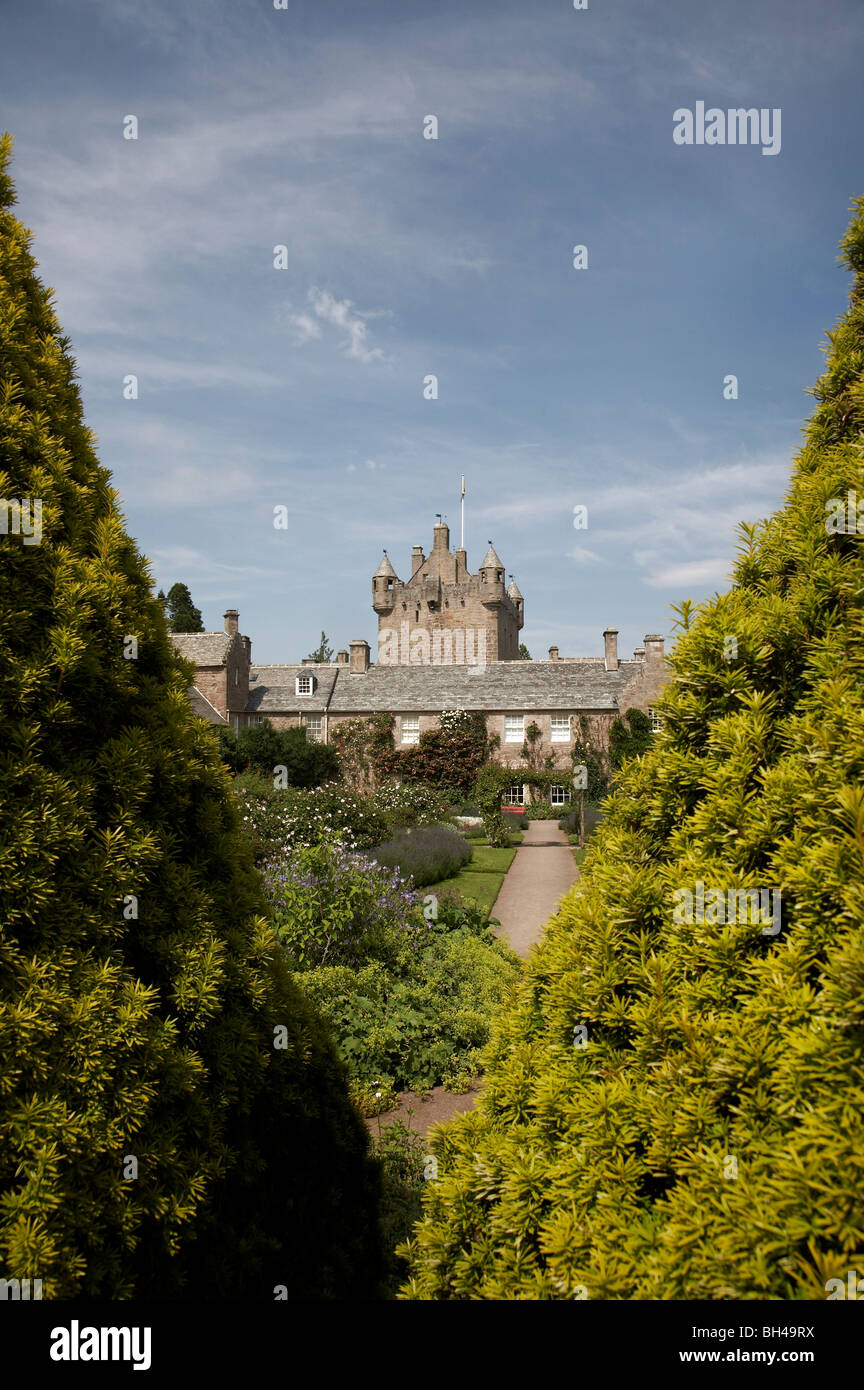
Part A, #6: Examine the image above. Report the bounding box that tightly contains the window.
[550,785,572,806]
[401,716,420,745]
[231,714,241,733]
[305,716,323,743]
[296,672,314,696]
[551,714,571,743]
[507,784,525,805]
[247,714,262,728]
[505,714,524,743]
[648,706,664,733]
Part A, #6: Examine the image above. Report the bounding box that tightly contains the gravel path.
[489,819,580,957]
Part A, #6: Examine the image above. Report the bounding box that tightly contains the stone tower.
[372,520,524,664]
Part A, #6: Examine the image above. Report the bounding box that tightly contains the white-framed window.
[507,784,525,805]
[550,714,571,743]
[231,714,241,733]
[305,716,323,743]
[550,784,572,806]
[247,714,262,728]
[505,714,524,743]
[401,716,420,745]
[648,706,664,733]
[296,672,315,696]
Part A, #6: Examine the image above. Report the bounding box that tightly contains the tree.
[218,720,340,785]
[0,134,384,1299]
[380,709,490,796]
[403,198,864,1300]
[608,706,653,770]
[164,581,204,633]
[306,631,334,663]
[518,643,531,660]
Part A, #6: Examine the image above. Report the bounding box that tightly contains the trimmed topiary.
[403,197,864,1301]
[0,133,383,1299]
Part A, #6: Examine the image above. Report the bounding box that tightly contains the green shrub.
[0,136,383,1300]
[371,780,454,830]
[402,198,864,1301]
[608,706,653,770]
[300,931,519,1096]
[219,719,339,784]
[380,710,490,795]
[427,891,496,938]
[234,779,390,862]
[524,801,566,820]
[372,1120,427,1298]
[263,842,426,969]
[370,824,473,888]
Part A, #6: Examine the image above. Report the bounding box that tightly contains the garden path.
[368,824,580,1136]
[489,819,580,957]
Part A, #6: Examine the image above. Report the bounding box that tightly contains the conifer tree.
[164,581,204,633]
[404,198,864,1300]
[0,134,383,1298]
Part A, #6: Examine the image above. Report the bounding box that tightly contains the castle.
[172,518,669,794]
[373,520,523,664]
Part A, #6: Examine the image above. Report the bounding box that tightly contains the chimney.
[349,639,370,674]
[224,609,239,637]
[336,649,349,664]
[603,626,619,672]
[432,520,450,552]
[645,634,665,666]
[633,646,645,660]
[455,547,467,579]
[411,545,425,577]
[548,645,559,661]
[242,635,251,662]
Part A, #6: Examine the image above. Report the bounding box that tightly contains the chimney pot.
[549,645,559,661]
[224,609,239,637]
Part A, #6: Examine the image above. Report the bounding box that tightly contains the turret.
[372,551,399,614]
[480,542,505,587]
[506,577,523,622]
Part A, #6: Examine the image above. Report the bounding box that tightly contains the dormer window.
[296,672,316,696]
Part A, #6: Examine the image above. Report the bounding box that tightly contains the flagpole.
[461,476,465,550]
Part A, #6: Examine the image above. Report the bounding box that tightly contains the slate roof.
[188,686,228,725]
[481,544,504,571]
[247,664,340,714]
[244,659,641,714]
[172,632,230,665]
[374,553,398,578]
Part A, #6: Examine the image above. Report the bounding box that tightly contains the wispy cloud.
[283,288,389,363]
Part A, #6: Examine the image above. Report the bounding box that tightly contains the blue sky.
[2,0,863,663]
